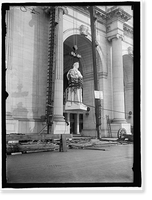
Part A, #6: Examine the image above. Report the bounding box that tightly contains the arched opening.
[63,34,102,136]
[123,54,133,126]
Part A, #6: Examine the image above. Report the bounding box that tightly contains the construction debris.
[6,135,133,155]
[67,136,133,150]
[68,138,113,150]
[6,141,59,154]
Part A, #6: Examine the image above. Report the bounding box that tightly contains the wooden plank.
[84,147,106,151]
[6,143,59,154]
[68,143,93,149]
[6,134,72,142]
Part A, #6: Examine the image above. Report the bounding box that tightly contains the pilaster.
[106,7,132,135]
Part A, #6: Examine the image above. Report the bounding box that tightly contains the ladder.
[106,115,112,138]
[45,7,57,134]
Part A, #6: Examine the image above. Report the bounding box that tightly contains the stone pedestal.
[65,101,87,112]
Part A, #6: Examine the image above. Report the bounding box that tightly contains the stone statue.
[65,62,87,111]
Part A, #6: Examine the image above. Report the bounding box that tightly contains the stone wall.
[6,7,49,133]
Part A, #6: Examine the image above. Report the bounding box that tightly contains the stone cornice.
[72,6,107,24]
[123,23,133,38]
[106,6,132,23]
[71,6,132,27]
[42,6,132,25]
[95,7,107,24]
[123,23,133,32]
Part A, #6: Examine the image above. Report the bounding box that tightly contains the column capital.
[57,6,68,15]
[42,6,54,14]
[107,33,124,42]
[42,6,68,15]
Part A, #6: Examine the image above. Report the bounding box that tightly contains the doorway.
[63,113,83,134]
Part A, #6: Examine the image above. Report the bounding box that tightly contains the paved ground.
[6,143,133,183]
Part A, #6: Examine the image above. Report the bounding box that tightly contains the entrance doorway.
[63,113,83,134]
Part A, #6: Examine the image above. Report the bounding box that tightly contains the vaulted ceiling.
[64,34,93,75]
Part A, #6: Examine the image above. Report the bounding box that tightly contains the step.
[71,135,91,140]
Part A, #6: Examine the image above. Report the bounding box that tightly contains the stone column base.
[52,121,70,134]
[110,123,131,138]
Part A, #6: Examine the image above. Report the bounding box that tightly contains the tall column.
[53,6,67,122]
[106,7,132,135]
[111,35,126,123]
[50,6,70,137]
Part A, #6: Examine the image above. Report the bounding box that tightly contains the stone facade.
[6,7,49,133]
[5,6,133,137]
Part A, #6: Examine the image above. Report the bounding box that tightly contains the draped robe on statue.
[65,62,87,111]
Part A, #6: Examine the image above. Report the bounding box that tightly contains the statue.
[67,62,83,103]
[65,62,87,111]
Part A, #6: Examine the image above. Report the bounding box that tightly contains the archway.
[123,54,133,125]
[63,34,102,136]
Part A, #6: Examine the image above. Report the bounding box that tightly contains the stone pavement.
[6,143,133,184]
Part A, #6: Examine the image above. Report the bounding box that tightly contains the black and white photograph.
[2,1,141,189]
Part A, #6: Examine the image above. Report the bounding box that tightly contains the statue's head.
[73,62,79,69]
